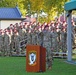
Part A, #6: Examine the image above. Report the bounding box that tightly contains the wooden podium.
[26,45,46,72]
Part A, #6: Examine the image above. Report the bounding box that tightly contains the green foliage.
[0,0,17,7]
[0,0,69,21]
[0,0,27,17]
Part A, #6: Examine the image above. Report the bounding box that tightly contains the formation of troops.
[0,18,76,57]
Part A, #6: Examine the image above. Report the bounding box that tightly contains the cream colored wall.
[0,20,21,29]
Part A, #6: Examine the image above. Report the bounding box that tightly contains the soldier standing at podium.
[42,25,53,70]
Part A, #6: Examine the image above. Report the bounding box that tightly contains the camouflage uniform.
[11,32,15,54]
[42,25,53,70]
[31,30,39,45]
[38,31,43,46]
[72,25,75,48]
[60,29,67,52]
[26,29,32,45]
[51,29,58,52]
[0,32,4,56]
[8,31,12,56]
[18,27,26,53]
[14,32,20,55]
[3,32,10,56]
[35,29,41,45]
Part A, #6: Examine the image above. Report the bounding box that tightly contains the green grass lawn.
[0,57,76,75]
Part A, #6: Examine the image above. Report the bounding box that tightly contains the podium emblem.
[29,51,36,66]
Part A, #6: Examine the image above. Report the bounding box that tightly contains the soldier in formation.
[0,31,4,56]
[42,25,53,70]
[3,30,10,56]
[0,19,75,61]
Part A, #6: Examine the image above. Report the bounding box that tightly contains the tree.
[0,0,17,7]
[0,0,26,17]
[43,0,69,21]
[0,0,69,22]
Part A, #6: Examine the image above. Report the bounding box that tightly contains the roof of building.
[0,6,22,19]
